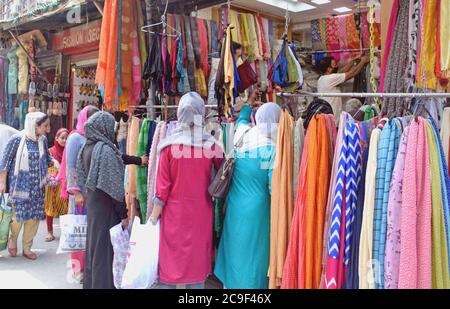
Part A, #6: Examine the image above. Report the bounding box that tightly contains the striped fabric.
[324,115,362,289]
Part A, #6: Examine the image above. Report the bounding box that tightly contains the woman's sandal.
[7,240,17,257]
[23,251,37,260]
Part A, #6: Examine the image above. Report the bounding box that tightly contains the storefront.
[52,19,101,130]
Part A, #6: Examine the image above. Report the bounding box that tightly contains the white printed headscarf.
[14,112,47,177]
[157,92,217,154]
[239,102,282,153]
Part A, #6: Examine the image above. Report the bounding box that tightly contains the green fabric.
[0,195,12,251]
[238,14,249,56]
[246,14,257,62]
[136,119,151,221]
[426,122,450,289]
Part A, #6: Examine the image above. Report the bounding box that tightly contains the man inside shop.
[315,54,370,122]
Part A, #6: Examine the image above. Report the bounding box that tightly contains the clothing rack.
[277,90,450,98]
[142,105,218,109]
[299,48,372,55]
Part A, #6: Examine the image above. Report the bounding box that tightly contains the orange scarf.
[282,115,334,288]
[269,110,295,288]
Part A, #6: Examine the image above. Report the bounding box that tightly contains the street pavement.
[0,218,82,289]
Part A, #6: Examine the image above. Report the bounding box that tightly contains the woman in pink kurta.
[150,92,223,288]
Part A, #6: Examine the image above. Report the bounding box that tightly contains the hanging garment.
[136,0,147,71]
[406,0,420,92]
[96,0,119,109]
[425,120,450,289]
[269,110,295,289]
[320,113,346,288]
[125,116,140,218]
[382,0,410,117]
[345,118,378,289]
[16,47,28,95]
[431,120,450,285]
[7,47,18,95]
[184,17,196,91]
[282,114,335,289]
[384,124,410,289]
[358,127,381,289]
[398,118,432,289]
[322,115,362,289]
[147,122,166,216]
[441,108,450,165]
[441,1,450,75]
[130,0,141,105]
[223,26,236,118]
[417,0,439,90]
[325,17,340,62]
[379,0,399,93]
[292,118,305,199]
[136,119,151,222]
[372,121,401,289]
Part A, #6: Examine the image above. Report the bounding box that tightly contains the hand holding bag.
[121,216,160,289]
[56,213,87,254]
[208,128,250,199]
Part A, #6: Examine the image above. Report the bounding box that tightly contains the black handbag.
[208,128,250,199]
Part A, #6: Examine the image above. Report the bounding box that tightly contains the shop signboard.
[52,19,101,55]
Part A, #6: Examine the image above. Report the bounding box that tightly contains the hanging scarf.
[96,0,119,109]
[379,0,399,92]
[398,118,432,289]
[426,120,450,288]
[282,114,335,289]
[384,125,410,289]
[322,115,362,289]
[77,112,125,202]
[441,1,450,77]
[49,128,69,164]
[136,118,151,221]
[130,0,141,105]
[269,109,294,289]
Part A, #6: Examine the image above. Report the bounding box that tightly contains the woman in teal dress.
[215,102,282,289]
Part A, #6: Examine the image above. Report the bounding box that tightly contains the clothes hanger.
[141,0,181,38]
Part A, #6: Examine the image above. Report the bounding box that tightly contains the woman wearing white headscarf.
[0,112,53,260]
[150,92,224,289]
[215,102,282,289]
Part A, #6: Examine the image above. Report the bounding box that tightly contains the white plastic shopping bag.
[121,217,160,289]
[110,223,131,289]
[56,214,87,254]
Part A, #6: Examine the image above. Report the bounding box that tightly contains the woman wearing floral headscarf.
[0,112,53,260]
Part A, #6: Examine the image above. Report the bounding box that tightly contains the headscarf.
[157,92,217,153]
[49,128,69,164]
[77,112,125,202]
[11,112,48,202]
[239,102,282,153]
[14,112,47,177]
[57,105,97,199]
